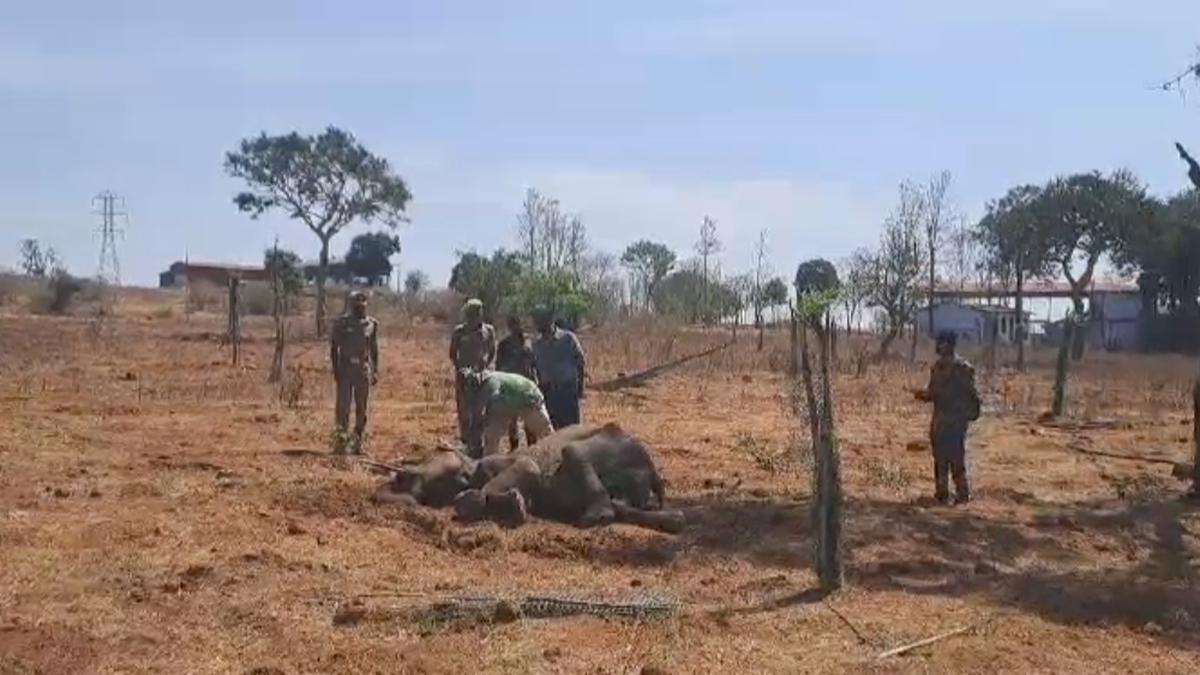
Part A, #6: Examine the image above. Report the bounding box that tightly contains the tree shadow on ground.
[597,489,1200,649]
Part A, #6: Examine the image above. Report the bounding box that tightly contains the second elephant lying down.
[374,423,686,533]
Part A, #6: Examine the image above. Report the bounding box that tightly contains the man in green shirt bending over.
[459,368,554,457]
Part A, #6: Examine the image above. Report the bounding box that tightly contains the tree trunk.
[269,277,286,384]
[827,313,838,365]
[811,324,844,591]
[877,327,898,359]
[1015,263,1025,372]
[800,325,819,445]
[1070,296,1087,362]
[909,318,918,363]
[227,277,241,366]
[1052,318,1075,417]
[316,238,331,337]
[789,310,801,416]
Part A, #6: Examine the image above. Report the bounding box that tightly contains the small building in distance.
[930,279,1144,351]
[158,261,270,288]
[302,260,353,286]
[917,302,1032,345]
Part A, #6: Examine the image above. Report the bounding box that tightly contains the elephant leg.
[470,454,520,489]
[611,500,685,534]
[372,481,419,506]
[562,443,615,527]
[458,457,541,527]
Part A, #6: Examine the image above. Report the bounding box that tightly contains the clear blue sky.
[2,1,1198,288]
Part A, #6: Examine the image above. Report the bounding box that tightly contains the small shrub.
[30,272,84,315]
[186,282,223,313]
[242,281,274,316]
[278,368,306,409]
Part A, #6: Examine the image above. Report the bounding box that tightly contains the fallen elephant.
[374,423,686,533]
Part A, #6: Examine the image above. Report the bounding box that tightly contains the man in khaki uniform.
[915,331,981,504]
[330,290,380,453]
[448,299,496,448]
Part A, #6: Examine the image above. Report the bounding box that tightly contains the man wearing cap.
[459,368,554,458]
[531,307,586,429]
[915,331,981,505]
[330,290,380,454]
[449,299,496,446]
[496,315,539,449]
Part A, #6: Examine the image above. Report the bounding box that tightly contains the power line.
[92,191,126,285]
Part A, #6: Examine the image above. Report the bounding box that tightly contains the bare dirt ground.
[2,290,1199,674]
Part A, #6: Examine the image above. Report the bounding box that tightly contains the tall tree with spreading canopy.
[345,231,402,286]
[225,126,410,335]
[1034,170,1149,415]
[620,240,677,312]
[974,184,1053,371]
[1046,171,1148,355]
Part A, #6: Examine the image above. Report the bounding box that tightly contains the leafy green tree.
[795,258,840,300]
[620,240,676,311]
[974,184,1054,370]
[1113,191,1200,350]
[449,249,523,321]
[345,231,402,286]
[225,126,411,335]
[1039,171,1149,362]
[761,276,790,319]
[264,247,304,300]
[506,268,593,328]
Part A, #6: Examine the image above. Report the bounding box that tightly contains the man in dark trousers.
[915,331,981,505]
[531,306,586,429]
[496,315,539,449]
[448,298,496,449]
[330,290,380,454]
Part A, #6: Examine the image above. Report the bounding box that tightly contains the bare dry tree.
[923,171,954,350]
[696,216,722,324]
[752,230,771,351]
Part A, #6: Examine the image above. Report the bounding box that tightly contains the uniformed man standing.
[496,315,539,449]
[330,290,380,454]
[531,306,586,429]
[449,299,496,447]
[915,331,981,505]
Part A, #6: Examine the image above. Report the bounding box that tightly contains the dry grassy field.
[2,289,1199,674]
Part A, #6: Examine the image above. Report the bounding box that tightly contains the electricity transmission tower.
[93,191,126,285]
